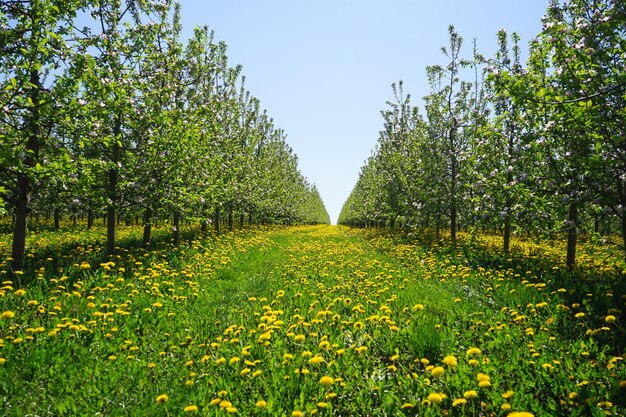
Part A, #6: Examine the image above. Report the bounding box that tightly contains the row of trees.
[339,0,625,265]
[0,0,330,274]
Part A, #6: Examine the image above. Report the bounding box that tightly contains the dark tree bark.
[173,210,180,246]
[11,69,41,275]
[106,116,122,256]
[142,207,152,247]
[566,201,578,268]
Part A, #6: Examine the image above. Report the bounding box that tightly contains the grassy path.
[0,225,624,416]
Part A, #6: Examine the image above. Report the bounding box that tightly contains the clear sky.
[177,0,548,224]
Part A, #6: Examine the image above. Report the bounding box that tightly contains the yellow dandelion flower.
[183,405,198,413]
[442,355,457,367]
[1,311,15,320]
[430,366,445,377]
[464,390,478,399]
[427,393,445,404]
[319,376,334,387]
[294,334,305,342]
[317,402,329,408]
[219,400,232,409]
[256,400,267,408]
[226,406,237,413]
[619,380,626,388]
[467,347,481,356]
[156,394,169,404]
[210,398,221,406]
[0,358,6,365]
[309,355,324,365]
[400,403,414,409]
[605,315,616,323]
[501,403,512,410]
[452,398,467,407]
[292,411,304,417]
[507,412,534,417]
[574,312,585,318]
[502,390,514,399]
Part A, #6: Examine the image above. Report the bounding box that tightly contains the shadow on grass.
[352,226,626,355]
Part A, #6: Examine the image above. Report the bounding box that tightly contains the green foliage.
[340,1,626,263]
[1,0,329,274]
[0,224,624,415]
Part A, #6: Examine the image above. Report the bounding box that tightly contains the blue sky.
[178,0,548,223]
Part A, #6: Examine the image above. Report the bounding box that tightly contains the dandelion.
[466,347,481,356]
[183,405,198,412]
[574,312,585,318]
[605,315,616,323]
[464,390,478,399]
[256,400,267,408]
[443,355,457,367]
[292,411,304,417]
[317,402,329,408]
[452,398,467,406]
[309,355,324,365]
[156,394,169,403]
[430,366,445,377]
[219,400,232,409]
[1,311,15,320]
[427,393,445,404]
[507,412,534,417]
[0,358,6,365]
[319,376,334,387]
[210,398,221,406]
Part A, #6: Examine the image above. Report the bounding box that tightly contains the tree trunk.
[566,201,577,269]
[450,206,457,244]
[503,211,512,252]
[11,175,30,275]
[228,209,233,230]
[214,206,221,234]
[87,209,94,230]
[173,210,180,246]
[240,213,245,228]
[54,208,61,230]
[142,207,152,247]
[106,116,122,257]
[11,69,41,276]
[621,213,626,263]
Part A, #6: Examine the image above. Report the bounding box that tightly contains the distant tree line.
[0,0,330,274]
[339,0,625,265]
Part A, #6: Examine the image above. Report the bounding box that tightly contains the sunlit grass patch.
[0,224,624,415]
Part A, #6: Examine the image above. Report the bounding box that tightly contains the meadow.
[0,223,625,416]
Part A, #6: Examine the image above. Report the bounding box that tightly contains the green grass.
[0,224,625,416]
